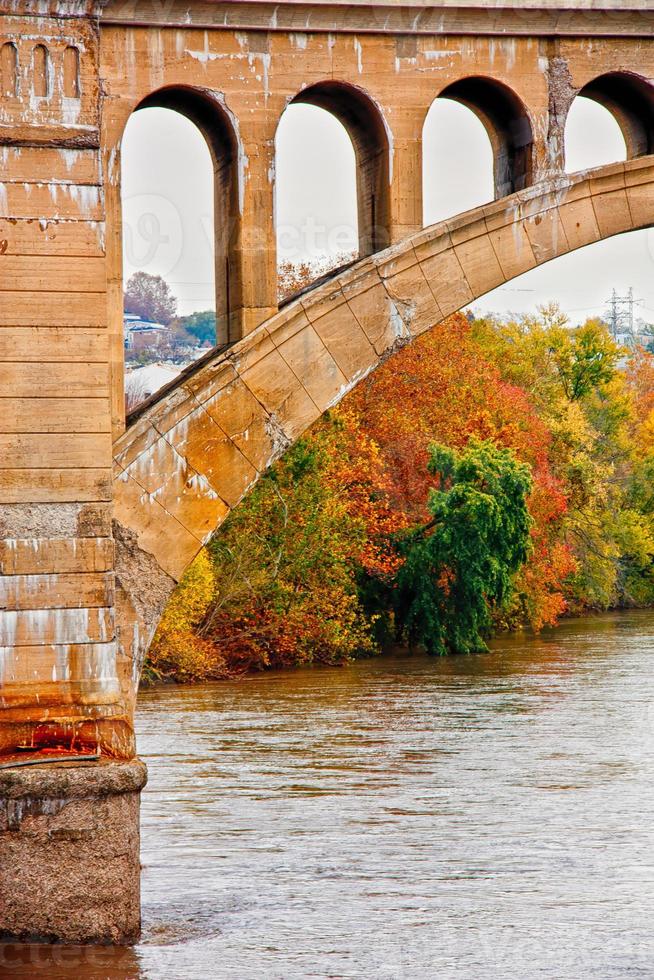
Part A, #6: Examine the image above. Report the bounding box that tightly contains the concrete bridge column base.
[0,761,147,945]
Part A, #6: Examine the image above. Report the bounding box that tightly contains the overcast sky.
[121,98,654,325]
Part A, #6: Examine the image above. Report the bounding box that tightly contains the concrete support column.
[0,10,133,763]
[0,4,142,945]
[234,133,279,337]
[0,760,146,944]
[389,135,424,240]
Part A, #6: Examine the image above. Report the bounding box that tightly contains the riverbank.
[141,604,654,688]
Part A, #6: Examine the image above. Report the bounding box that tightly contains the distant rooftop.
[123,315,166,331]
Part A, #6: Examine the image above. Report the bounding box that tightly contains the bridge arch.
[433,76,535,198]
[572,71,654,161]
[283,81,392,257]
[123,85,242,347]
[111,155,654,706]
[564,94,627,173]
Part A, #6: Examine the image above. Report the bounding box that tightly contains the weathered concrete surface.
[1,0,654,944]
[0,760,147,945]
[0,2,122,760]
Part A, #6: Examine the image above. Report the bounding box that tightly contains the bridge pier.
[0,760,146,945]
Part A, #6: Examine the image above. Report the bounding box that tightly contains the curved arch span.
[112,154,654,698]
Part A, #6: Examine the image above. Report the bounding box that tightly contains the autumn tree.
[147,551,223,682]
[200,432,375,671]
[124,271,177,325]
[348,313,572,629]
[171,310,216,346]
[393,439,533,655]
[473,310,654,610]
[548,319,622,401]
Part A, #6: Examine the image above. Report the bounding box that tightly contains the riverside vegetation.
[145,308,654,682]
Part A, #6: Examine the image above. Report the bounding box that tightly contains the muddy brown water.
[3,610,654,978]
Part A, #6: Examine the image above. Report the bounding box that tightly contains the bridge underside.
[1,0,654,944]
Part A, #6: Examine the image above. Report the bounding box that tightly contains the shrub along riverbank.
[145,309,654,683]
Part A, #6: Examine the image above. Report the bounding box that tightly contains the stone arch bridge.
[1,0,654,944]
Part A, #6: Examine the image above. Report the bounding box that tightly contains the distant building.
[124,313,167,350]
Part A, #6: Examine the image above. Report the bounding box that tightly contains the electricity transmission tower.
[604,287,643,345]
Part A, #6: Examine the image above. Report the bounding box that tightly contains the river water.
[3,611,654,978]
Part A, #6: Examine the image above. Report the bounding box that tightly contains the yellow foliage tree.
[147,550,226,682]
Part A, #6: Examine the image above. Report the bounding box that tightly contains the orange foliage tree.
[190,410,405,674]
[346,313,575,629]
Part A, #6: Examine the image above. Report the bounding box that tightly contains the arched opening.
[32,43,50,98]
[422,99,495,226]
[275,81,390,297]
[0,42,18,98]
[579,72,654,159]
[437,77,533,199]
[120,88,240,412]
[63,45,80,99]
[564,97,627,172]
